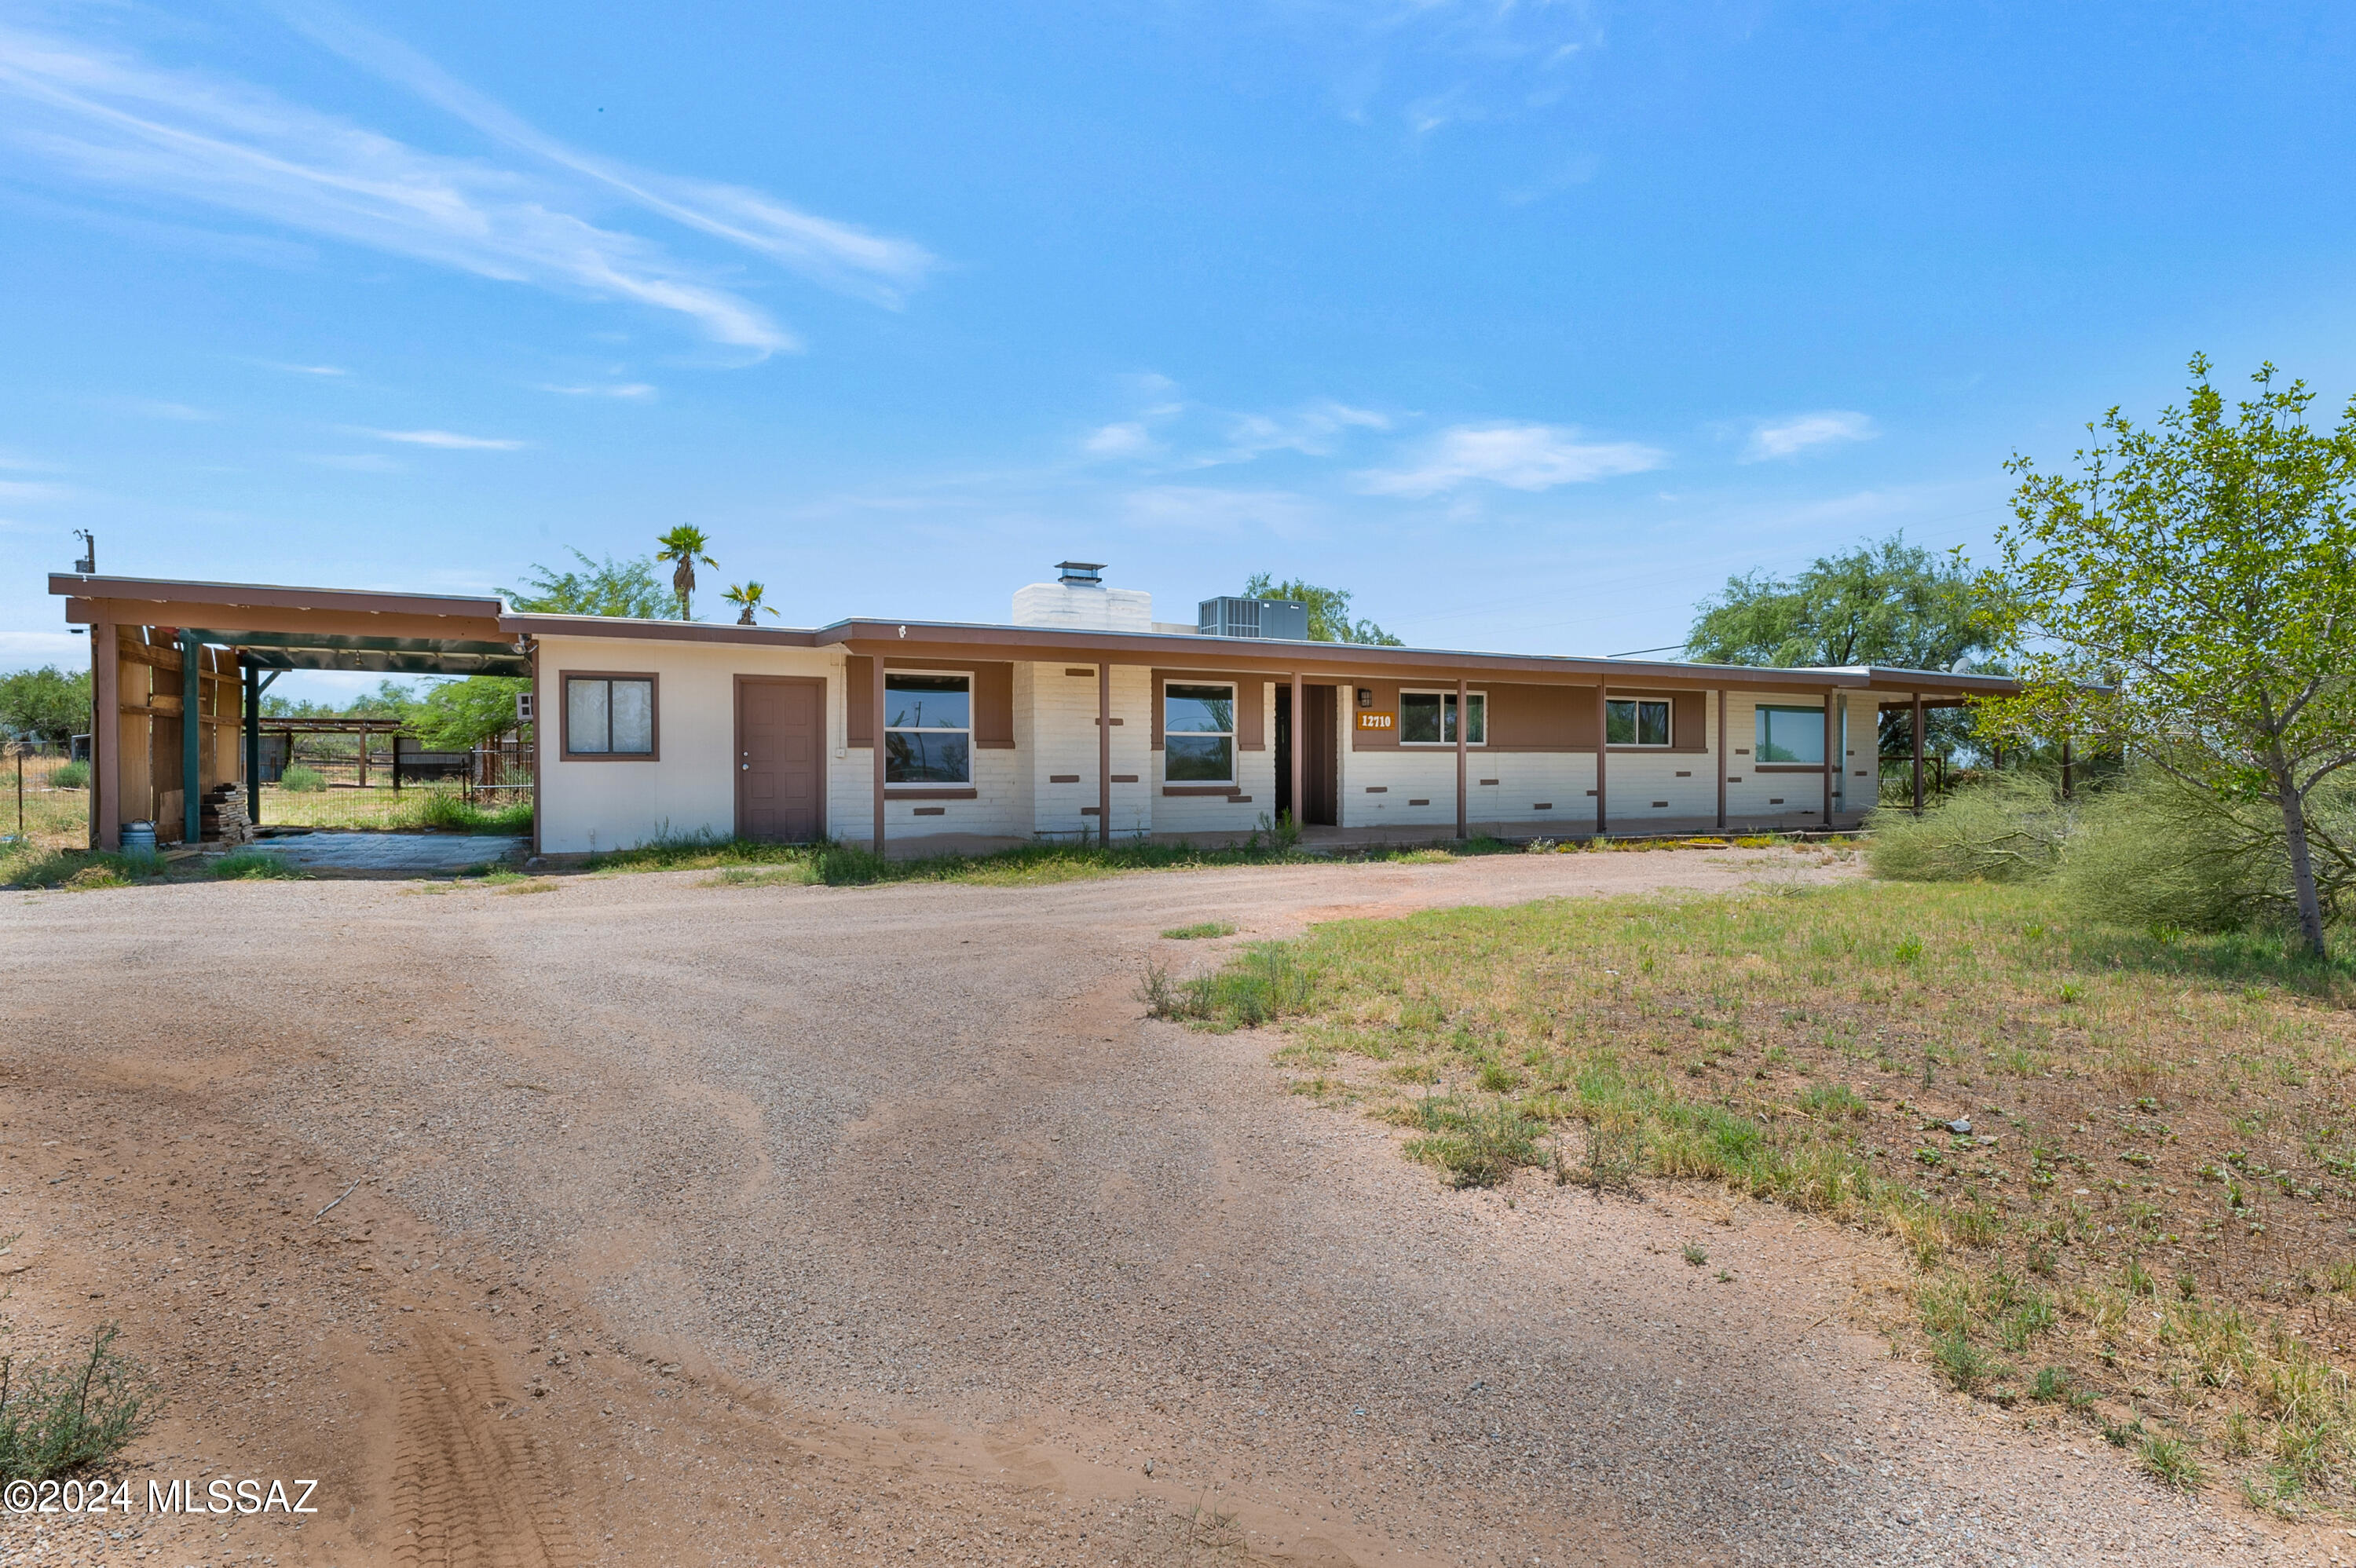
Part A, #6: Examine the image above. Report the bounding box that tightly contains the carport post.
[244,663,260,826]
[1714,687,1727,832]
[90,612,118,850]
[871,662,886,856]
[1911,693,1926,816]
[1593,683,1608,839]
[1290,669,1304,840]
[1098,662,1112,848]
[181,630,201,846]
[1454,677,1467,840]
[1822,696,1835,825]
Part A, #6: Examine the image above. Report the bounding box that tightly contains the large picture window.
[1756,704,1827,766]
[1606,698,1670,747]
[1164,682,1236,784]
[563,674,657,758]
[885,671,972,784]
[1400,690,1485,745]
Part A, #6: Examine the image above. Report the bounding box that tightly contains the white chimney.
[1012,561,1152,632]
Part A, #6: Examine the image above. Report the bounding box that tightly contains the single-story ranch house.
[50,565,2012,857]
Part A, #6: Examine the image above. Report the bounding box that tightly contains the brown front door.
[736,677,825,842]
[1304,684,1339,826]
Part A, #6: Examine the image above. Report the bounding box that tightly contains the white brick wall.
[1023,662,1152,841]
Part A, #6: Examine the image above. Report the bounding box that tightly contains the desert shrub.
[1871,767,2356,938]
[2059,772,2356,934]
[279,765,327,793]
[50,761,88,790]
[0,1325,158,1481]
[1866,775,2074,883]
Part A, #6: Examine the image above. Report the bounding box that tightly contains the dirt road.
[0,850,2296,1565]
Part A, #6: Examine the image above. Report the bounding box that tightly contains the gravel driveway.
[0,850,2301,1566]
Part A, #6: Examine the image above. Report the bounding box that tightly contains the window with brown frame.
[562,674,657,758]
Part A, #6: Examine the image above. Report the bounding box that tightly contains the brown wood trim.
[912,806,946,816]
[1754,763,1829,774]
[1604,744,1710,755]
[558,669,660,761]
[887,787,979,800]
[506,614,819,647]
[1162,785,1248,797]
[733,674,828,843]
[54,572,503,620]
[1110,773,1138,783]
[847,656,874,747]
[1048,773,1081,783]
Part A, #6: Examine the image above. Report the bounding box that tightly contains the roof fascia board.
[65,598,505,642]
[504,614,819,648]
[49,573,503,620]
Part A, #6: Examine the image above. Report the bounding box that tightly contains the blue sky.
[5,1,2355,700]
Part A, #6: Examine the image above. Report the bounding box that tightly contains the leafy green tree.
[410,676,530,751]
[655,525,718,620]
[1242,574,1403,645]
[500,549,670,619]
[1686,535,1996,671]
[723,581,780,626]
[1980,356,2356,956]
[1687,533,2003,760]
[0,665,91,744]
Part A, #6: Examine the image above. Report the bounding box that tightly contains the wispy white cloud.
[0,478,74,503]
[304,452,401,471]
[1121,485,1326,539]
[1217,400,1389,462]
[1359,422,1665,495]
[1742,411,1877,462]
[1080,381,1388,468]
[272,362,348,377]
[355,428,525,451]
[110,397,217,421]
[0,16,935,353]
[1083,422,1158,459]
[290,8,938,309]
[539,382,657,400]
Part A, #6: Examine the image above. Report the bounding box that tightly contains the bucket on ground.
[121,821,156,853]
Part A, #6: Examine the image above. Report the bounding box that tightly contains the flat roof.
[52,572,2013,698]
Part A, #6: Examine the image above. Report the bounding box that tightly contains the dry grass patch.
[1154,878,2356,1511]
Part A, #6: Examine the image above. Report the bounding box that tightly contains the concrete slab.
[251,832,527,875]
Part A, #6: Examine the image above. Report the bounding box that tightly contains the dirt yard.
[0,850,2318,1566]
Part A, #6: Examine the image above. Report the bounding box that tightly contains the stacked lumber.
[202,782,254,846]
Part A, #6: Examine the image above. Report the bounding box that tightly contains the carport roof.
[51,572,527,676]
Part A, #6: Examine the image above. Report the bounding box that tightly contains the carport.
[49,574,528,850]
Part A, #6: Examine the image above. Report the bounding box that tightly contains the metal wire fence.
[2,734,536,848]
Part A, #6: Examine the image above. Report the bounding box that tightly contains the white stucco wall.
[535,635,842,854]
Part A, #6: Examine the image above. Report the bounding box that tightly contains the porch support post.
[2062,736,2073,801]
[91,613,118,849]
[1593,683,1608,838]
[872,660,887,855]
[180,630,202,845]
[1714,686,1727,833]
[244,663,260,826]
[1454,676,1468,841]
[1822,694,1835,826]
[1099,662,1113,848]
[1911,693,1925,816]
[1291,670,1305,837]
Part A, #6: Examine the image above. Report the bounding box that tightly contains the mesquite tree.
[1980,356,2356,956]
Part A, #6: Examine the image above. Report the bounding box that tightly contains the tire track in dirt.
[390,1321,577,1568]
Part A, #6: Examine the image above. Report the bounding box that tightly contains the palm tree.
[654,525,718,620]
[723,581,781,626]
